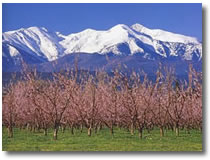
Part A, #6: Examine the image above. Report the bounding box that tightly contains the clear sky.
[2,3,202,41]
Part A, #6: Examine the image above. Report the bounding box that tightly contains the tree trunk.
[71,126,74,135]
[130,122,134,136]
[37,124,41,132]
[44,128,47,136]
[32,126,36,133]
[53,126,59,140]
[62,126,66,133]
[138,128,143,139]
[80,124,83,133]
[26,123,30,131]
[175,126,179,137]
[200,127,202,133]
[88,127,92,136]
[7,126,13,138]
[97,124,102,132]
[29,125,32,132]
[172,125,176,132]
[160,126,164,137]
[94,124,98,134]
[110,124,114,138]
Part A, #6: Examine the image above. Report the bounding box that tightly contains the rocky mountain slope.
[2,23,202,73]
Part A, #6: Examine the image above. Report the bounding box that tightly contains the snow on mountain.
[8,45,20,57]
[60,24,155,55]
[2,44,22,66]
[60,24,202,60]
[2,23,202,67]
[131,23,200,44]
[3,27,64,61]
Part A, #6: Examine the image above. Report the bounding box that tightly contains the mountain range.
[2,23,202,76]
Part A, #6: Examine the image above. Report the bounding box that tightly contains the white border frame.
[0,0,209,160]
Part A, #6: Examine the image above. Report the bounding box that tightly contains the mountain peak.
[79,28,97,34]
[131,23,146,31]
[131,23,199,44]
[26,26,49,34]
[3,24,202,65]
[110,24,130,31]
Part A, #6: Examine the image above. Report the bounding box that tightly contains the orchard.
[2,65,202,141]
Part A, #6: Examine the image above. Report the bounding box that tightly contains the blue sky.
[3,3,202,41]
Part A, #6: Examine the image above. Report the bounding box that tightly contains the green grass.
[2,127,202,151]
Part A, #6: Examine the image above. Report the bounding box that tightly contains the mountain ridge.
[2,23,202,73]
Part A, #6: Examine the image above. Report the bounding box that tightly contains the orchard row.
[3,66,202,140]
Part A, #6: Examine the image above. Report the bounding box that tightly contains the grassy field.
[2,127,202,151]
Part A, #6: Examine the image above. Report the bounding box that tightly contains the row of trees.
[3,65,202,140]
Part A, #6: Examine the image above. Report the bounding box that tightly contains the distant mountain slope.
[34,53,202,75]
[2,23,202,73]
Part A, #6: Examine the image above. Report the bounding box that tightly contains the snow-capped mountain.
[3,27,65,62]
[60,24,202,60]
[2,23,202,72]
